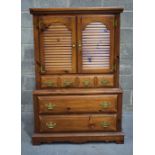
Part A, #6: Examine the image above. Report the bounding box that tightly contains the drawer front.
[39,114,117,132]
[41,76,58,88]
[96,75,114,87]
[78,76,95,88]
[38,95,117,114]
[60,76,77,88]
[40,75,114,88]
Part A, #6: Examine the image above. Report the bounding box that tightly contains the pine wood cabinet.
[30,7,124,144]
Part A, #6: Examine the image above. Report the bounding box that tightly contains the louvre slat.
[45,62,71,66]
[83,53,109,56]
[83,51,110,54]
[42,33,71,37]
[45,59,71,62]
[83,46,110,49]
[44,43,72,46]
[45,52,72,55]
[44,49,72,51]
[45,68,72,70]
[44,58,71,60]
[43,29,70,32]
[46,67,72,72]
[83,65,109,68]
[83,39,110,42]
[83,64,109,66]
[83,36,110,39]
[44,45,72,47]
[45,60,71,63]
[43,38,71,40]
[82,42,110,45]
[83,57,109,60]
[83,38,110,41]
[44,59,71,63]
[82,58,110,61]
[44,53,71,55]
[43,36,71,39]
[43,40,71,43]
[82,46,110,50]
[45,66,72,68]
[45,65,72,68]
[82,33,110,36]
[44,46,71,50]
[82,43,110,46]
[83,61,109,64]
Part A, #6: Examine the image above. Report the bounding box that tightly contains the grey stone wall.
[21,0,133,112]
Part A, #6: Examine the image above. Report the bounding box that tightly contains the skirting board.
[32,132,124,145]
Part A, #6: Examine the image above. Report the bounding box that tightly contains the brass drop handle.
[100,121,111,128]
[78,44,81,47]
[83,80,90,87]
[101,79,109,85]
[46,102,56,110]
[44,81,54,87]
[63,81,73,87]
[100,101,111,108]
[46,122,56,129]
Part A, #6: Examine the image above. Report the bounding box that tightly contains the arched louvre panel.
[82,22,110,69]
[78,15,115,73]
[39,16,76,74]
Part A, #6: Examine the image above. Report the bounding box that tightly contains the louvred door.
[78,15,115,73]
[39,16,76,74]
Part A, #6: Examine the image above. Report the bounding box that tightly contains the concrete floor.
[21,112,133,155]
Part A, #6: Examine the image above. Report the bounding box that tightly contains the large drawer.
[40,75,114,88]
[37,95,117,114]
[39,114,117,133]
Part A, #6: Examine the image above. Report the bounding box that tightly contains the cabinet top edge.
[30,7,124,15]
[33,88,123,95]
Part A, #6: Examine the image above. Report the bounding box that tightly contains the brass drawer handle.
[83,80,90,87]
[46,103,56,110]
[46,122,56,129]
[101,79,109,86]
[100,121,111,128]
[63,81,73,87]
[72,44,76,48]
[100,102,111,108]
[43,81,54,87]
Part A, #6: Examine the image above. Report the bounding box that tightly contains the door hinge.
[40,65,46,74]
[114,20,117,27]
[112,63,117,72]
[34,18,39,29]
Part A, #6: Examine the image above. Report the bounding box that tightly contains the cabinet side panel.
[114,15,120,87]
[33,94,40,132]
[33,15,41,88]
[117,92,123,131]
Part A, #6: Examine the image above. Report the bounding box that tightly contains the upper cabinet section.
[78,15,115,73]
[30,8,123,76]
[39,16,76,74]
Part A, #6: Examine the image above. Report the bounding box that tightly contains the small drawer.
[78,76,95,88]
[41,76,58,88]
[39,114,117,133]
[37,95,117,114]
[96,75,114,87]
[60,76,77,88]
